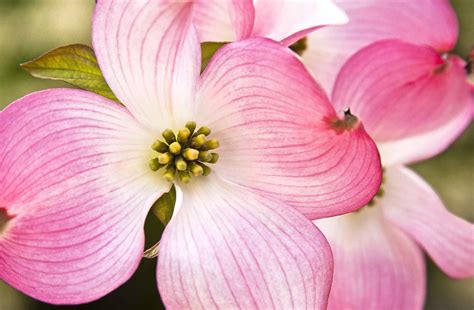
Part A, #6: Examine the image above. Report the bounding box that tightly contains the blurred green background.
[0,0,472,309]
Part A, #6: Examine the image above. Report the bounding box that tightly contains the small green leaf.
[151,185,176,226]
[201,42,227,73]
[21,44,120,103]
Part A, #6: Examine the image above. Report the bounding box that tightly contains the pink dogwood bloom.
[181,0,473,307]
[0,1,382,307]
[315,39,473,309]
[192,0,348,45]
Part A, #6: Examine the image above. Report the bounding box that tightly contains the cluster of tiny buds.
[149,121,219,184]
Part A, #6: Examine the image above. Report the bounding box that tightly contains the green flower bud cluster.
[149,121,219,184]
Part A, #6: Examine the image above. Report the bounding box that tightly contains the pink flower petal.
[0,89,169,304]
[382,166,474,279]
[316,207,425,309]
[157,177,333,309]
[332,40,472,165]
[193,0,255,42]
[92,0,200,131]
[252,0,348,45]
[304,0,458,92]
[196,38,382,219]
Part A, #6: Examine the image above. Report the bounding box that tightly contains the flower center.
[0,207,13,235]
[149,121,219,184]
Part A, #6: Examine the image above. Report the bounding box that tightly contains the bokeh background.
[0,0,472,309]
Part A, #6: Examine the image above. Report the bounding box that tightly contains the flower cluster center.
[149,121,219,184]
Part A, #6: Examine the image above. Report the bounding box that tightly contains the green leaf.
[21,44,120,103]
[151,185,176,226]
[201,42,227,73]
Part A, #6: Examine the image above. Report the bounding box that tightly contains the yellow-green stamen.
[161,129,176,144]
[183,148,199,161]
[178,171,191,184]
[169,142,182,154]
[198,151,212,162]
[149,122,220,183]
[191,134,206,148]
[209,153,219,164]
[175,157,187,171]
[200,163,211,176]
[185,121,197,134]
[177,128,191,144]
[201,138,219,151]
[149,158,164,171]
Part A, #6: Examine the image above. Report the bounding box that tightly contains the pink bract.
[0,0,382,307]
[317,166,474,309]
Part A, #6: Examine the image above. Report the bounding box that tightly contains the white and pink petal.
[93,0,201,131]
[197,38,382,219]
[382,166,474,279]
[316,207,425,310]
[0,89,168,304]
[157,176,333,309]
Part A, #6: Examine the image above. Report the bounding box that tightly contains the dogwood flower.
[179,0,473,307]
[0,1,382,307]
[197,0,473,305]
[315,39,473,309]
[260,1,473,307]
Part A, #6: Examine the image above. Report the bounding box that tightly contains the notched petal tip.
[0,207,14,235]
[328,107,360,133]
